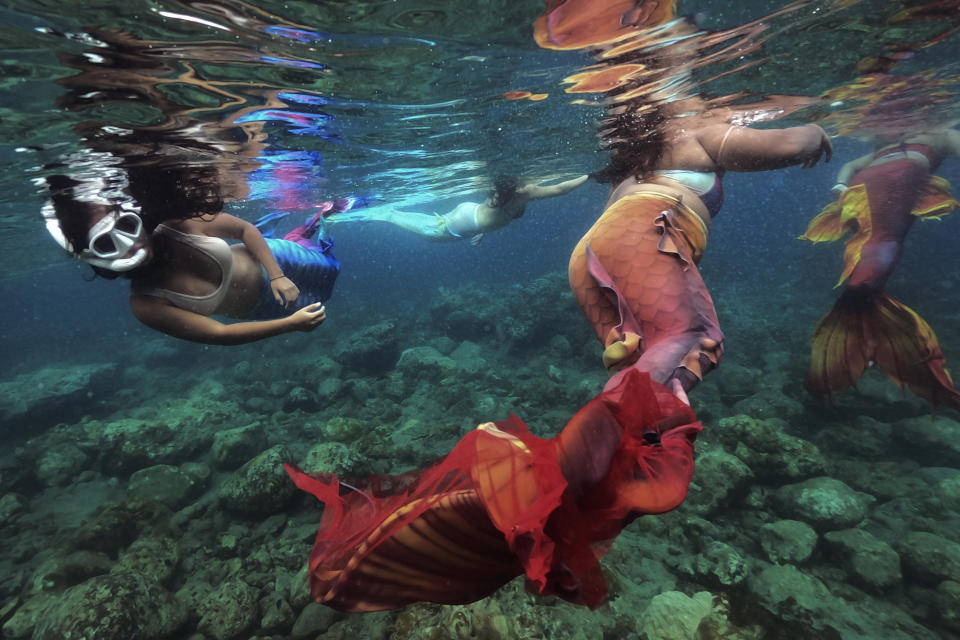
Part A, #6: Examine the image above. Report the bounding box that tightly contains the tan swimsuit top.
[132,224,234,315]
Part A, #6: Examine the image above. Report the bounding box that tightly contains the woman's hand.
[800,125,833,168]
[287,302,326,332]
[831,183,848,197]
[271,276,300,309]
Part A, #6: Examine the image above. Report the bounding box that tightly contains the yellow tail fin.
[807,290,960,412]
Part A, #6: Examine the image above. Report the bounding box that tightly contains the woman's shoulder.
[163,214,240,239]
[656,123,732,171]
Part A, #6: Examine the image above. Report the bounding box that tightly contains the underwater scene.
[1,0,960,638]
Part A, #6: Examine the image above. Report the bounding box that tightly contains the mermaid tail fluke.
[286,369,701,612]
[806,289,960,411]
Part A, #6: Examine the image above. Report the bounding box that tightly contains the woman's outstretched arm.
[524,174,590,199]
[130,296,326,345]
[702,123,832,172]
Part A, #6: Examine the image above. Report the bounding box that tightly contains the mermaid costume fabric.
[801,145,960,410]
[245,207,340,320]
[569,192,724,390]
[286,368,700,612]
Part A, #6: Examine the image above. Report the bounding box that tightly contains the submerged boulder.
[823,528,901,591]
[892,415,960,467]
[897,531,960,585]
[759,520,818,565]
[684,449,753,516]
[720,414,827,481]
[217,445,296,515]
[333,321,399,375]
[640,590,714,640]
[32,571,186,640]
[0,363,117,434]
[773,477,874,531]
[197,578,259,640]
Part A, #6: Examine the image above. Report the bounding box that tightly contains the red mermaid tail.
[806,288,960,411]
[285,369,700,613]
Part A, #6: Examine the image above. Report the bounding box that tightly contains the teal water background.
[1,0,960,639]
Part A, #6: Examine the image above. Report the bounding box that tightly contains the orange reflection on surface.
[503,91,549,101]
[534,0,676,50]
[563,64,648,94]
[820,72,956,136]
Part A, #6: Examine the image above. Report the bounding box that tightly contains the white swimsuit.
[443,202,482,238]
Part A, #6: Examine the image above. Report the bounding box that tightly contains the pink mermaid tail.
[282,199,362,249]
[802,157,960,410]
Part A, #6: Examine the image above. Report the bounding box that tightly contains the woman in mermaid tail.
[42,158,345,345]
[569,96,833,403]
[323,174,588,243]
[40,26,343,346]
[801,125,960,410]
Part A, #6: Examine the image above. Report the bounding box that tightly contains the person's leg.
[378,210,449,239]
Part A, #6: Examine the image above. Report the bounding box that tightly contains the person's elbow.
[133,303,239,346]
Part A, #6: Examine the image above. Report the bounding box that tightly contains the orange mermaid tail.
[285,369,700,612]
[568,192,724,391]
[806,288,960,411]
[533,0,677,50]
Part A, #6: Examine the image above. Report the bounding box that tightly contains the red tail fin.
[285,370,702,612]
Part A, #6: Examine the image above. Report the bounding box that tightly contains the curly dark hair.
[46,160,223,254]
[591,99,667,185]
[489,175,521,208]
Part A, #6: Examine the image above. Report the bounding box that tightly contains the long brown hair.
[591,100,666,184]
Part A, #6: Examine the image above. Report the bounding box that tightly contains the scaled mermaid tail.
[568,192,724,390]
[286,369,700,613]
[803,163,960,410]
[806,289,960,411]
[801,175,958,287]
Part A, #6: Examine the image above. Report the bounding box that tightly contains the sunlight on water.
[0,0,957,272]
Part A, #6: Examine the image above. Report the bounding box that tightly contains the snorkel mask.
[39,157,150,272]
[42,201,150,272]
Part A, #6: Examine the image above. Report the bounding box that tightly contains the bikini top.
[652,169,725,218]
[871,143,942,172]
[132,224,234,315]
